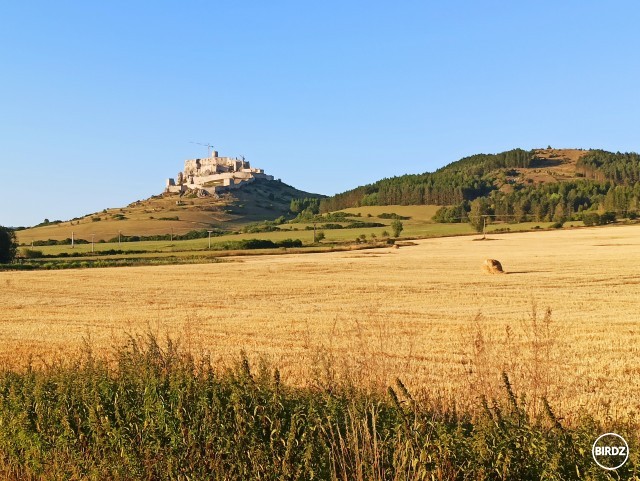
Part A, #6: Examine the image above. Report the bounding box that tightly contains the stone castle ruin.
[165,150,274,196]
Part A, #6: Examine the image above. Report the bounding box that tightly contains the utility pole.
[71,231,74,249]
[207,230,213,249]
[482,215,487,240]
[91,234,95,253]
[313,222,317,243]
[118,230,121,246]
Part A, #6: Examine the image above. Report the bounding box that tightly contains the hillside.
[321,148,640,224]
[16,179,323,243]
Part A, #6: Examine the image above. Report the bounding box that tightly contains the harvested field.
[2,225,640,423]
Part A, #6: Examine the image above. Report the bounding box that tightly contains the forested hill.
[320,148,533,211]
[319,148,640,223]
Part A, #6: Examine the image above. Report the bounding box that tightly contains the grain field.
[2,225,640,422]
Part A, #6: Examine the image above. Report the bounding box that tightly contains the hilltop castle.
[165,150,273,196]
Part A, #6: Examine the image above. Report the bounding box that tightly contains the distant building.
[165,150,273,196]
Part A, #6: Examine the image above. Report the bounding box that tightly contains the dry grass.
[2,225,640,423]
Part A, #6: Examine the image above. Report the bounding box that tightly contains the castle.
[165,150,274,196]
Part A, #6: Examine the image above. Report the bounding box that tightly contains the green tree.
[391,220,403,237]
[553,202,566,222]
[0,227,17,263]
[468,198,491,233]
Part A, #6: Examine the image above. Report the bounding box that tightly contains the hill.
[16,179,323,243]
[321,148,640,224]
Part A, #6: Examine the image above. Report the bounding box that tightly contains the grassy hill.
[16,179,323,243]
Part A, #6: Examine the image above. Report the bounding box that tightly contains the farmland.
[2,224,639,425]
[16,203,573,257]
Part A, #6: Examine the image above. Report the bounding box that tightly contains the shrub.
[346,221,385,228]
[600,211,616,224]
[21,248,44,259]
[582,212,600,227]
[391,220,403,237]
[378,213,410,220]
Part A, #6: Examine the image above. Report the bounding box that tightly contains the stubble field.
[2,224,640,423]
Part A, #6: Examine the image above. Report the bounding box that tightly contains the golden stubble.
[2,225,640,422]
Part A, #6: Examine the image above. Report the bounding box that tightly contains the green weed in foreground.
[0,335,637,480]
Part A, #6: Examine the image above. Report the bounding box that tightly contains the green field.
[22,222,564,257]
[17,203,587,259]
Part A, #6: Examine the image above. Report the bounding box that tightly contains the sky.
[1,1,640,227]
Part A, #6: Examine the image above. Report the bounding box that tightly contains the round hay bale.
[392,244,400,249]
[482,258,504,274]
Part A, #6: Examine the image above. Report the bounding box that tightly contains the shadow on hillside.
[530,157,564,168]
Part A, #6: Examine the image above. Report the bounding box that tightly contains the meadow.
[2,224,639,426]
[16,203,568,256]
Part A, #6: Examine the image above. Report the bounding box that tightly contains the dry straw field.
[2,225,640,423]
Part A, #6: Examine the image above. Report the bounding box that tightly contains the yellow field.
[2,225,640,423]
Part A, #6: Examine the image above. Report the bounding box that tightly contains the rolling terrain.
[16,179,322,243]
[3,224,639,423]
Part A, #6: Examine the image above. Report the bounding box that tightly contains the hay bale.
[392,244,400,249]
[482,258,504,274]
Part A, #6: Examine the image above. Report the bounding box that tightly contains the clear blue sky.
[1,1,639,227]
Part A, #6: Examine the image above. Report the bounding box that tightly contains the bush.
[21,248,44,259]
[582,212,600,227]
[600,211,616,224]
[391,220,404,237]
[219,238,303,250]
[378,213,410,220]
[315,231,325,242]
[346,221,385,229]
[0,226,17,263]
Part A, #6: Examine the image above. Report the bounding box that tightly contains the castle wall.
[166,184,187,194]
[169,152,270,194]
